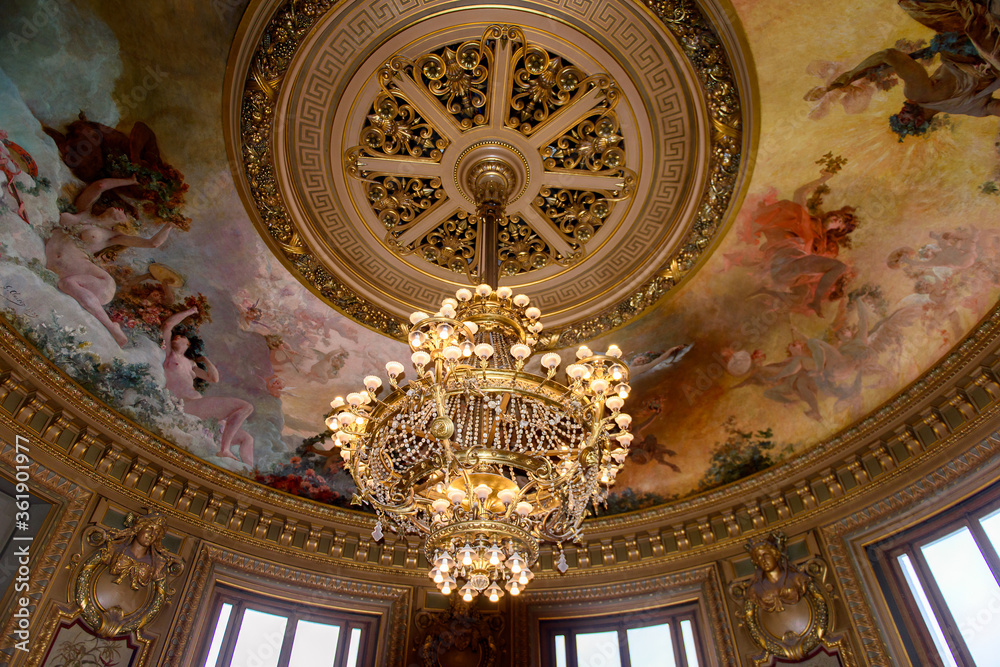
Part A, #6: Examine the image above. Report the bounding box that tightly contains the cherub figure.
[45,177,174,345]
[161,308,255,466]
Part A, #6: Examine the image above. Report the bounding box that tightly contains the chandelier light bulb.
[616,383,631,398]
[474,343,494,360]
[611,364,625,380]
[607,395,624,411]
[325,415,338,429]
[462,583,475,602]
[336,430,352,444]
[465,321,479,335]
[611,448,628,463]
[341,448,351,461]
[410,311,428,324]
[437,323,454,339]
[448,488,467,505]
[432,498,449,514]
[459,544,475,566]
[615,413,632,429]
[513,294,530,307]
[541,352,561,369]
[337,412,354,427]
[487,584,501,602]
[385,361,405,377]
[510,344,531,360]
[462,342,474,357]
[347,393,365,408]
[515,501,532,516]
[412,350,431,367]
[576,345,593,359]
[476,283,492,297]
[509,581,520,595]
[529,321,543,333]
[364,375,382,391]
[456,288,473,301]
[433,569,444,584]
[616,433,634,446]
[441,576,455,595]
[441,304,457,318]
[409,331,426,347]
[496,286,513,299]
[330,396,345,409]
[497,488,516,505]
[442,297,458,308]
[474,483,492,501]
[566,364,587,380]
[443,345,462,361]
[600,469,610,484]
[524,306,541,320]
[590,378,609,394]
[606,344,623,358]
[518,570,529,585]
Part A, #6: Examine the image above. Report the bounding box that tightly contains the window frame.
[539,602,704,667]
[197,585,379,667]
[872,486,1000,667]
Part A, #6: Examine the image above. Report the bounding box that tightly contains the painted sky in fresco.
[1,0,999,510]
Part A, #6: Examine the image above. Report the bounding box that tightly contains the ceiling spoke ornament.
[345,25,636,283]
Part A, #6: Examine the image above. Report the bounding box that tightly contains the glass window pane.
[202,603,232,667]
[921,528,1000,665]
[576,631,621,667]
[554,634,567,667]
[231,609,288,667]
[627,624,675,667]
[345,627,362,667]
[680,620,700,667]
[288,619,341,667]
[898,553,959,667]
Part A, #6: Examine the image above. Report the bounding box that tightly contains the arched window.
[198,586,378,667]
[540,603,704,667]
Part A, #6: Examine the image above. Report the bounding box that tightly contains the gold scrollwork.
[416,212,478,275]
[414,39,490,128]
[508,45,589,134]
[361,89,448,159]
[70,512,184,638]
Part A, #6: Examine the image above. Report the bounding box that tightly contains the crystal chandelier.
[326,25,635,600]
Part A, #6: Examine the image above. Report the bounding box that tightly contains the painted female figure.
[745,171,858,317]
[44,177,173,346]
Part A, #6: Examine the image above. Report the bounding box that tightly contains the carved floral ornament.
[69,511,184,638]
[231,0,748,343]
[730,532,856,667]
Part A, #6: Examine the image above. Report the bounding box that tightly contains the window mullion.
[911,545,977,667]
[567,630,579,667]
[332,621,350,667]
[275,613,297,667]
[218,602,247,667]
[671,617,688,667]
[619,627,632,667]
[968,516,1000,591]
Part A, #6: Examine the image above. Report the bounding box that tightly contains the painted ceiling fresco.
[2,0,1000,514]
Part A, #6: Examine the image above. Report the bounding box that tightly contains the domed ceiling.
[1,0,999,514]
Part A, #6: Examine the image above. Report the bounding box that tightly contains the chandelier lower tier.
[326,284,633,599]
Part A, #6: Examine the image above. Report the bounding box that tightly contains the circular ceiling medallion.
[226,0,752,344]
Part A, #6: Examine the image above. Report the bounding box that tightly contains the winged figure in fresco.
[821,0,1000,139]
[730,164,859,318]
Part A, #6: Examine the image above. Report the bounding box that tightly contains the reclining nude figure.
[45,177,173,346]
[161,308,255,466]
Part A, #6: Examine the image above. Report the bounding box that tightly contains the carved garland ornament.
[237,0,744,344]
[70,512,184,638]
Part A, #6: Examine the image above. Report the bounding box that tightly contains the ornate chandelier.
[326,25,636,600]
